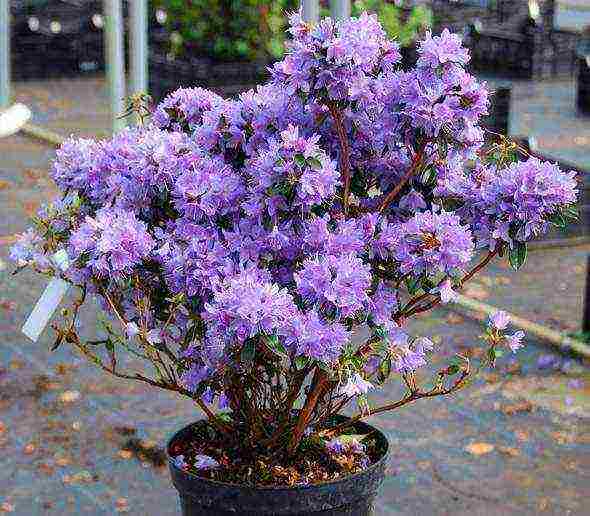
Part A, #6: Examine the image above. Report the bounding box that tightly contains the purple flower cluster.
[437,158,578,248]
[377,210,474,276]
[69,207,155,279]
[13,13,576,405]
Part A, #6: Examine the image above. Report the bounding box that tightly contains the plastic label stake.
[22,250,70,342]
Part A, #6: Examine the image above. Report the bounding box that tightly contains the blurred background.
[1,1,590,515]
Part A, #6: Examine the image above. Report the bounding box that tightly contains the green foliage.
[354,1,431,47]
[321,1,432,47]
[152,0,298,61]
[155,0,431,61]
[508,242,527,270]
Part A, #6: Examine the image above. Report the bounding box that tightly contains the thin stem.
[68,333,232,435]
[402,250,498,318]
[328,103,352,215]
[378,143,427,214]
[325,369,470,437]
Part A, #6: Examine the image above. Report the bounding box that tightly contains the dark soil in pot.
[166,415,389,516]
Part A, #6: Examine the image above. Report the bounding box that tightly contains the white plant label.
[22,250,70,342]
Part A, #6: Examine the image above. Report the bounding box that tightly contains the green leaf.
[405,277,421,296]
[240,339,256,364]
[294,153,306,167]
[377,358,392,383]
[338,433,369,444]
[563,205,579,222]
[308,157,322,170]
[295,356,309,370]
[508,242,527,270]
[547,211,566,228]
[446,364,460,375]
[266,335,287,357]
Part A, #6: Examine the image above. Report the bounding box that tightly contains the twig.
[378,143,427,214]
[328,103,353,215]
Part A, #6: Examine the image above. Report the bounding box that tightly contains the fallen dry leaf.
[501,400,533,416]
[0,422,5,434]
[118,450,133,460]
[0,235,18,246]
[0,502,15,513]
[55,457,71,467]
[60,390,81,403]
[0,300,17,311]
[116,498,128,508]
[479,275,493,287]
[514,429,529,442]
[465,442,495,456]
[22,200,39,216]
[497,446,521,457]
[37,463,55,475]
[63,471,94,485]
[23,169,43,183]
[551,431,576,445]
[23,443,36,455]
[446,313,464,324]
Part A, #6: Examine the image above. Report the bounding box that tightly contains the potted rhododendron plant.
[12,12,578,516]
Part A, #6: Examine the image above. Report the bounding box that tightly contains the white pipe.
[104,0,126,132]
[331,0,351,21]
[0,0,10,109]
[301,0,320,23]
[129,0,148,95]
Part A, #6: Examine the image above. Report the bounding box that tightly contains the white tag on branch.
[22,250,70,342]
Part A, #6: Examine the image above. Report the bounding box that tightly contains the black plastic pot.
[167,416,389,516]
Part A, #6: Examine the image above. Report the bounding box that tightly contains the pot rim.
[166,414,390,491]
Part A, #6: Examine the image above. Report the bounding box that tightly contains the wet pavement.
[0,75,589,515]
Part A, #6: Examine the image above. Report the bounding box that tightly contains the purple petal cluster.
[472,158,578,246]
[69,207,155,278]
[378,210,474,276]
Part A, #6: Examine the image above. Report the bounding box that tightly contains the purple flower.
[218,392,230,409]
[69,207,155,279]
[489,311,510,331]
[537,354,561,370]
[173,455,187,469]
[295,253,371,318]
[125,322,140,338]
[390,336,434,373]
[418,29,470,69]
[194,454,219,470]
[13,12,578,437]
[290,310,350,363]
[339,373,374,397]
[384,210,474,277]
[9,229,47,268]
[435,278,458,304]
[326,439,345,454]
[505,330,525,352]
[348,439,365,454]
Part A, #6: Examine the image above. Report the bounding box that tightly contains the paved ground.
[0,76,589,515]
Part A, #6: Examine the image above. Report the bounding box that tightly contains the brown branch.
[288,368,330,454]
[68,335,232,435]
[325,369,470,437]
[402,250,498,318]
[378,143,427,214]
[328,103,352,215]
